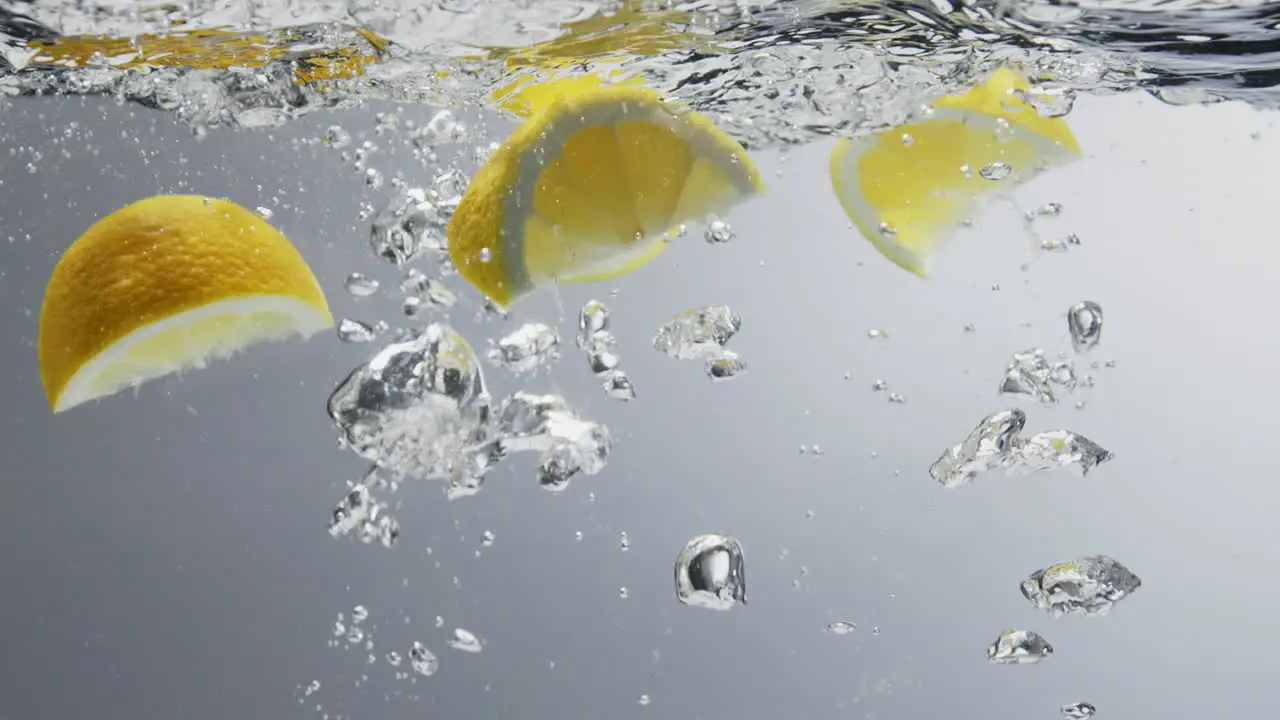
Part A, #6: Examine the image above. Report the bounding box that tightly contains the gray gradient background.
[0,91,1275,719]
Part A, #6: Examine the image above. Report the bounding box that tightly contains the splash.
[3,0,1277,146]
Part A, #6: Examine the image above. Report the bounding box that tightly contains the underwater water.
[2,0,1280,719]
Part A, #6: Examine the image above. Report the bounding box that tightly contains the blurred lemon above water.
[38,196,333,414]
[480,0,712,118]
[26,26,389,85]
[447,84,765,308]
[829,66,1082,276]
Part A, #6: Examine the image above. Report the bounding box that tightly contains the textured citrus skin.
[37,194,332,409]
[447,138,515,305]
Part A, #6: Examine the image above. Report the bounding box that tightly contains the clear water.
[4,0,1279,146]
[4,1,1279,718]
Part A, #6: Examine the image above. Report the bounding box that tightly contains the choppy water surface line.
[1,0,1278,145]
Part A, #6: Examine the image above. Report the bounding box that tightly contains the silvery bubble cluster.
[577,300,636,401]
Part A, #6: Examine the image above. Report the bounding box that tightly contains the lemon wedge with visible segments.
[829,66,1082,276]
[447,84,765,308]
[38,195,333,414]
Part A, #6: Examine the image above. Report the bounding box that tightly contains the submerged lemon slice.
[447,84,765,307]
[38,195,333,413]
[829,66,1082,276]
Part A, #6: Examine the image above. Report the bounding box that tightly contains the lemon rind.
[53,295,333,413]
[830,107,1082,276]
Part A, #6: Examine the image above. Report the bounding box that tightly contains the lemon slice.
[38,195,333,413]
[447,84,765,308]
[829,66,1082,276]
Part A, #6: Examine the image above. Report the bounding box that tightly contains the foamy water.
[3,0,1278,147]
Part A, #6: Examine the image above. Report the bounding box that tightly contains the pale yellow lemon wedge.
[447,84,765,308]
[829,66,1082,276]
[38,195,333,413]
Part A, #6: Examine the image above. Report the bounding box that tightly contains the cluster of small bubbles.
[999,348,1082,403]
[369,187,449,266]
[328,482,400,548]
[576,300,636,400]
[1023,554,1141,617]
[352,140,377,170]
[799,444,824,455]
[379,110,404,134]
[480,530,495,547]
[473,141,500,165]
[930,408,1114,488]
[888,392,906,404]
[411,110,470,151]
[993,116,1015,143]
[487,322,560,374]
[653,305,746,381]
[498,391,613,492]
[364,168,385,190]
[620,531,630,551]
[429,168,469,218]
[979,162,1013,181]
[638,694,652,706]
[704,217,735,244]
[872,379,889,391]
[401,268,458,313]
[1019,86,1078,118]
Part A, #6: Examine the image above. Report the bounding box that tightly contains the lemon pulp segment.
[829,66,1081,276]
[38,195,333,413]
[447,85,764,307]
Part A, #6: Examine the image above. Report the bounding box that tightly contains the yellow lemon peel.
[38,195,333,413]
[829,66,1082,276]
